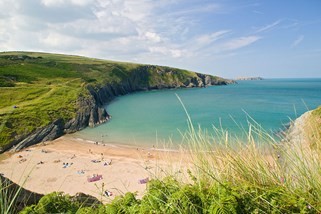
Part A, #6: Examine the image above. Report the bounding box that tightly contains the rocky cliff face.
[9,66,234,152]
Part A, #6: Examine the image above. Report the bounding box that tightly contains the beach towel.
[139,177,149,184]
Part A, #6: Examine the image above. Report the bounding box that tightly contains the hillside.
[0,51,234,152]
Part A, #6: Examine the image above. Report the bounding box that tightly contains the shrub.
[21,192,79,214]
[166,185,203,213]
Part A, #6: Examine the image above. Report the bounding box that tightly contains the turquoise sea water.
[72,79,321,146]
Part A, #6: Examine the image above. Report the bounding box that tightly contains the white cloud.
[195,30,230,46]
[255,20,281,33]
[41,0,64,7]
[291,35,304,47]
[41,32,76,48]
[0,0,254,62]
[3,0,308,78]
[144,32,162,43]
[121,1,153,22]
[41,0,93,7]
[149,46,183,58]
[222,36,260,50]
[70,0,94,6]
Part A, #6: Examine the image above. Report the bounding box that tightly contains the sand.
[0,111,312,203]
[0,136,189,202]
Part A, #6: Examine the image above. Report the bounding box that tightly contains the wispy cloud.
[195,30,230,46]
[291,35,304,47]
[166,3,220,17]
[222,36,261,50]
[255,20,281,33]
[1,0,319,78]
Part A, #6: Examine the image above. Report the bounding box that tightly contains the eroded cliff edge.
[1,60,234,152]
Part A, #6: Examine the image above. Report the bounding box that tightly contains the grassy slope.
[0,51,218,148]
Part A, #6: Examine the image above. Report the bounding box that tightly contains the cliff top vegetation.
[0,51,229,150]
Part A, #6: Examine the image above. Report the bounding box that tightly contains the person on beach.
[104,190,113,197]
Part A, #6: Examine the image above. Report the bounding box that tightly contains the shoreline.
[0,135,190,202]
[0,110,312,202]
[69,135,182,153]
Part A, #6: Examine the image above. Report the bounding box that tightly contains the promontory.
[0,52,234,152]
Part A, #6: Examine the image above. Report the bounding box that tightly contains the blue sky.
[0,0,320,78]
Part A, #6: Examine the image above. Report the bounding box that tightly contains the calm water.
[72,79,321,146]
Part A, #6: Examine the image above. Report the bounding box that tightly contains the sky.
[0,0,321,78]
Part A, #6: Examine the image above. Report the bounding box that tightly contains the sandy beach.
[0,136,190,202]
[0,110,312,203]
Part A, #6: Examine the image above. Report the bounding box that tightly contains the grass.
[0,180,21,214]
[310,106,321,144]
[2,51,320,212]
[1,51,228,149]
[3,104,317,213]
[0,82,84,147]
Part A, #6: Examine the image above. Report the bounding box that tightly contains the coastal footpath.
[0,52,234,152]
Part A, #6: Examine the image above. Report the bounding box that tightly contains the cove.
[72,78,321,147]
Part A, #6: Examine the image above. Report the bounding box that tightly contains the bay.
[72,79,321,146]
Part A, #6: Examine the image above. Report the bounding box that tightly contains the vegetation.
[304,106,321,150]
[1,51,321,213]
[11,106,321,213]
[0,51,223,149]
[0,177,22,214]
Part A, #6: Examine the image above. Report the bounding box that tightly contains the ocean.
[72,79,321,147]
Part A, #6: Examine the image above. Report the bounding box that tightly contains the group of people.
[63,162,73,168]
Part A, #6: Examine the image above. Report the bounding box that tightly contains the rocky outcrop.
[285,111,312,145]
[8,66,234,152]
[196,73,235,86]
[64,94,110,132]
[10,119,64,152]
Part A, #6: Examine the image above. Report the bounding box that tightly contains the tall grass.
[174,97,321,212]
[0,176,24,214]
[7,98,321,213]
[14,111,321,213]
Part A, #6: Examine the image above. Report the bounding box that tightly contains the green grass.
[0,87,51,109]
[9,98,321,213]
[16,108,321,213]
[6,51,317,212]
[0,176,25,214]
[0,51,229,150]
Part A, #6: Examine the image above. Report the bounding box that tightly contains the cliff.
[0,52,234,152]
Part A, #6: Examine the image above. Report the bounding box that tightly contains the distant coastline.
[235,77,264,81]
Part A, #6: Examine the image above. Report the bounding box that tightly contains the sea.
[72,79,321,147]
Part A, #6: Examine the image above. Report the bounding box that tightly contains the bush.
[21,192,79,214]
[167,185,203,213]
[76,206,98,214]
[139,177,180,213]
